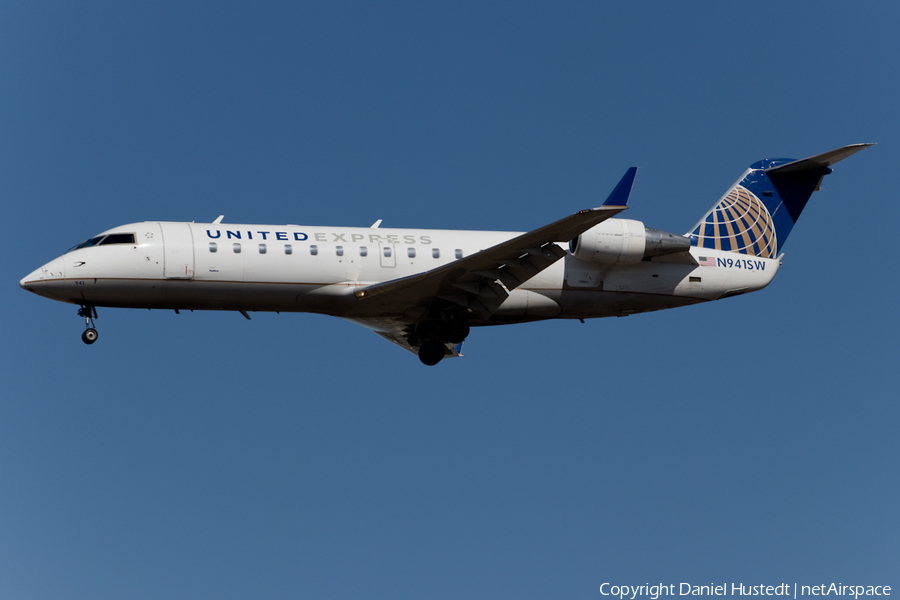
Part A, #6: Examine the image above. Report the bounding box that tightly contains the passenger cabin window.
[336,246,343,256]
[455,249,463,259]
[259,243,267,254]
[432,248,440,259]
[99,233,136,245]
[408,248,416,258]
[383,247,392,257]
[284,244,292,255]
[209,242,217,253]
[310,245,318,256]
[233,243,241,253]
[359,246,368,257]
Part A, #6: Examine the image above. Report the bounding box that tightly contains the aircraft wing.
[345,202,629,321]
[346,169,637,321]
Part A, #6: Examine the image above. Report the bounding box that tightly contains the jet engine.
[569,219,690,265]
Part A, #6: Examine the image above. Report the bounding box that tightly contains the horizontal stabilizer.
[765,143,874,174]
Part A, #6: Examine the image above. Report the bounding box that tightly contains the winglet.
[602,167,638,207]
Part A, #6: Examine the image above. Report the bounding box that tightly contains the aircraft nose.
[19,267,43,289]
[20,256,66,290]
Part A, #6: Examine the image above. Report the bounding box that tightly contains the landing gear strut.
[78,305,98,345]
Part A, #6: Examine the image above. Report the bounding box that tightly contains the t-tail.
[687,144,873,257]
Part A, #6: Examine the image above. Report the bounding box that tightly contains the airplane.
[20,143,871,365]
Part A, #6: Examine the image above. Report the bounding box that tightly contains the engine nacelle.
[570,219,690,265]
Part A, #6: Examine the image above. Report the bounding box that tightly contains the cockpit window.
[99,233,136,245]
[70,236,105,251]
[69,233,136,251]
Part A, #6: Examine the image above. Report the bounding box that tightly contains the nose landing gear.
[78,305,98,345]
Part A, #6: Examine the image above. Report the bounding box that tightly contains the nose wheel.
[78,305,98,345]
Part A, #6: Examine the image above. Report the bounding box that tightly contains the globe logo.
[695,185,777,258]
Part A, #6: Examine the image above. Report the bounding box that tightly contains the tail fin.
[687,143,873,257]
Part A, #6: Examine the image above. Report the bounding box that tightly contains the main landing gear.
[410,316,470,366]
[78,305,98,345]
[418,341,446,366]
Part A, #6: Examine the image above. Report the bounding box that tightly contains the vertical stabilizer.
[687,144,872,256]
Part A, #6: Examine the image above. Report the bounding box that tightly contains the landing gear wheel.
[444,318,470,344]
[418,341,445,366]
[77,305,99,344]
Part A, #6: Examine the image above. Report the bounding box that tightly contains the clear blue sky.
[2,2,897,598]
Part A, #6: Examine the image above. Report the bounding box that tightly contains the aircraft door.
[160,222,195,279]
[380,243,396,268]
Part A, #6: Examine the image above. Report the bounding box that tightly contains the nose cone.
[19,267,43,289]
[20,256,66,291]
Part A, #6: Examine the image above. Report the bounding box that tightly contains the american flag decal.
[698,256,717,267]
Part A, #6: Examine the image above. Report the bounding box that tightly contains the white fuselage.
[21,220,780,325]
